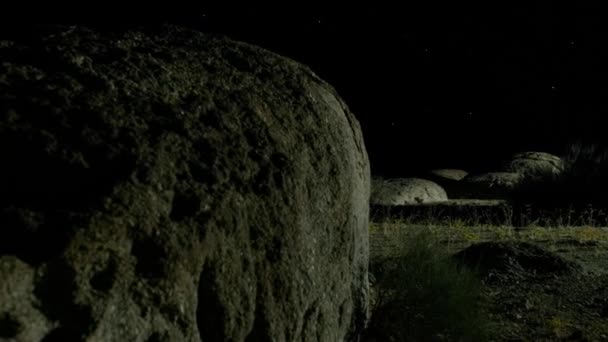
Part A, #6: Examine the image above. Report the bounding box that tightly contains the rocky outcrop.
[504,152,565,180]
[0,25,370,341]
[371,178,448,205]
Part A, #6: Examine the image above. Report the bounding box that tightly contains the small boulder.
[371,178,448,205]
[504,152,565,180]
[428,169,468,181]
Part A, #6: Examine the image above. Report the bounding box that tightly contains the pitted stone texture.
[371,178,448,205]
[0,256,54,341]
[0,25,370,341]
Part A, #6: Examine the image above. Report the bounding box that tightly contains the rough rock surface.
[504,152,565,180]
[0,25,370,341]
[463,172,524,199]
[370,178,448,205]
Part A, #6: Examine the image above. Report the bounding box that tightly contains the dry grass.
[365,228,489,341]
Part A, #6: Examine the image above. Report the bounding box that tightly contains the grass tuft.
[365,228,490,341]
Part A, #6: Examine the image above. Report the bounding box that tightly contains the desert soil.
[369,219,608,341]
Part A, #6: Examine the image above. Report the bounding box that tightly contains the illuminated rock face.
[0,25,370,341]
[371,178,448,205]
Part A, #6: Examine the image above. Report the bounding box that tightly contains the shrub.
[365,228,490,341]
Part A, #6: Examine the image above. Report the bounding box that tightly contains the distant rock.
[0,25,369,341]
[371,178,448,205]
[504,152,565,180]
[428,169,468,181]
[425,169,470,199]
[463,172,524,199]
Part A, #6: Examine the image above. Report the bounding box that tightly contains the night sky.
[5,4,608,176]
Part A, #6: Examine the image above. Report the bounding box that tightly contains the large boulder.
[504,152,565,180]
[0,25,370,341]
[370,178,448,205]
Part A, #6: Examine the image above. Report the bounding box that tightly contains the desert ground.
[366,200,608,341]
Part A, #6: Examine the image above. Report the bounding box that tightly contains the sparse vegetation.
[367,207,608,341]
[367,144,608,341]
[364,228,490,341]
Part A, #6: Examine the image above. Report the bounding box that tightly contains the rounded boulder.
[0,25,370,341]
[371,178,448,205]
[504,151,565,180]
